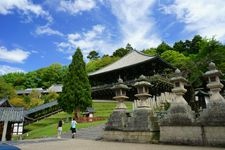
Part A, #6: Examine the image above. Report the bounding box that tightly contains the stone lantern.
[204,62,225,103]
[170,68,188,104]
[112,77,129,110]
[134,75,151,108]
[199,63,225,143]
[159,68,194,127]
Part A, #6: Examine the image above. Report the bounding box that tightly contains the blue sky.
[0,0,225,75]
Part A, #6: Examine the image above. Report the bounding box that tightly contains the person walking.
[57,119,63,139]
[71,118,77,138]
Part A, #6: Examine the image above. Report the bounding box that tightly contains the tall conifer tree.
[58,48,92,118]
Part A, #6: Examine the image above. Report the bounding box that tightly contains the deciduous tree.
[0,78,16,99]
[87,50,100,60]
[156,41,172,54]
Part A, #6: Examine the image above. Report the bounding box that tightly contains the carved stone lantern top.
[134,75,151,87]
[175,68,182,76]
[112,77,129,90]
[171,68,188,83]
[204,62,223,77]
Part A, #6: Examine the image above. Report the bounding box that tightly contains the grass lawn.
[20,101,132,140]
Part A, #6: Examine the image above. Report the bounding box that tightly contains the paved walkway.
[16,138,225,150]
[62,124,104,140]
[7,124,225,150]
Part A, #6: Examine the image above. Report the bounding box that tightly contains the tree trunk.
[74,108,80,120]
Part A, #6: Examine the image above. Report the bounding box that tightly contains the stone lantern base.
[126,108,159,131]
[200,102,225,125]
[104,107,160,143]
[105,110,128,131]
[198,102,225,146]
[160,103,195,126]
[103,130,159,143]
[159,103,197,145]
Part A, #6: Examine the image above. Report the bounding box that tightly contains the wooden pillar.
[1,121,8,142]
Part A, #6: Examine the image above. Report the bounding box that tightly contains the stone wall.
[160,126,203,145]
[204,126,225,146]
[160,125,225,146]
[103,130,159,143]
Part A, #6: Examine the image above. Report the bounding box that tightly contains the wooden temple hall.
[88,50,174,100]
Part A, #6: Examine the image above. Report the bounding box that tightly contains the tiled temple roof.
[25,100,58,115]
[88,50,155,76]
[0,98,11,107]
[0,107,24,122]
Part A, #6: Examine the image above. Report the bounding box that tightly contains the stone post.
[134,75,151,108]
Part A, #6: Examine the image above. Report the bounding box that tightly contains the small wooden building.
[0,99,24,141]
[195,88,209,110]
[83,107,95,118]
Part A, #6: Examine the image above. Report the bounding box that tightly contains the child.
[71,118,77,138]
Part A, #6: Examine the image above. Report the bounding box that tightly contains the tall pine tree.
[58,48,92,118]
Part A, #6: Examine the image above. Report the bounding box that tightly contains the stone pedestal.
[103,130,159,143]
[160,126,203,145]
[200,102,225,125]
[204,126,225,146]
[105,110,128,131]
[199,101,225,147]
[127,108,159,131]
[160,104,194,126]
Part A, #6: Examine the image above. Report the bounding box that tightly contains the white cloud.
[0,0,52,22]
[57,24,115,57]
[108,0,161,49]
[58,0,97,15]
[56,25,119,60]
[0,65,25,75]
[56,1,163,58]
[35,25,64,36]
[0,46,30,63]
[161,0,225,41]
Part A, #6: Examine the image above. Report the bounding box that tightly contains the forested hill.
[1,35,225,91]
